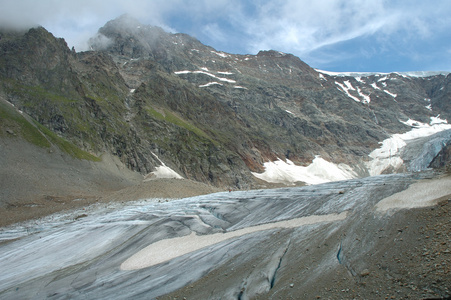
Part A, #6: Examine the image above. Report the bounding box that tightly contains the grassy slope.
[0,99,100,161]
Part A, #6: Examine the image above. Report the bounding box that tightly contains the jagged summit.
[103,14,143,29]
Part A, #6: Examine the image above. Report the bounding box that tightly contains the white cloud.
[0,0,237,50]
[1,0,450,70]
[201,23,227,44]
[241,0,398,55]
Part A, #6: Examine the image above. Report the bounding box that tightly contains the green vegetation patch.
[0,100,100,161]
[34,121,101,161]
[146,106,216,144]
[0,100,51,148]
[3,78,79,105]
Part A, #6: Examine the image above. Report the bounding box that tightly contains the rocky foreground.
[0,170,449,299]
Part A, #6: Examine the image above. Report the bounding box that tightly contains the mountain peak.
[257,50,291,58]
[103,14,143,31]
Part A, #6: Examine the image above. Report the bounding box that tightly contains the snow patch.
[145,153,183,180]
[199,82,223,88]
[356,87,370,103]
[371,83,380,90]
[174,70,191,74]
[194,70,217,78]
[251,156,357,185]
[151,166,184,179]
[316,69,449,79]
[319,73,327,80]
[343,80,355,90]
[335,81,360,102]
[315,69,387,77]
[217,71,233,75]
[218,77,236,83]
[383,90,397,98]
[430,115,448,125]
[174,69,236,84]
[211,51,228,58]
[397,71,450,77]
[355,77,365,83]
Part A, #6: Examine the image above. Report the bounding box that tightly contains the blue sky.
[1,0,451,72]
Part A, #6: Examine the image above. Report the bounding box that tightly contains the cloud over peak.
[1,0,450,72]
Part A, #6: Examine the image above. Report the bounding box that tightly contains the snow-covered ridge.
[316,69,449,78]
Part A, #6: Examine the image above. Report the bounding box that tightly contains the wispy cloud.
[201,23,227,44]
[241,1,399,54]
[1,0,450,71]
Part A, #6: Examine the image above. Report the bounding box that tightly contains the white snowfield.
[366,116,451,176]
[251,156,357,185]
[316,69,450,78]
[253,116,451,185]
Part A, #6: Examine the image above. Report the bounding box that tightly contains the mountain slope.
[1,15,450,191]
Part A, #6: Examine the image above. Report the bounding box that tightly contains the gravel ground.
[0,138,220,227]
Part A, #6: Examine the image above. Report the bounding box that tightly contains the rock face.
[1,14,450,188]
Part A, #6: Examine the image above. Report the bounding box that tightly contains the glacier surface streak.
[0,171,442,299]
